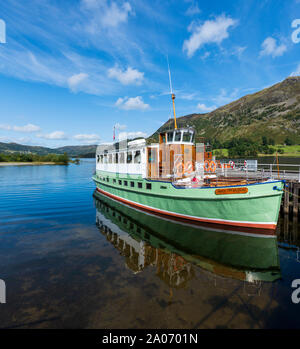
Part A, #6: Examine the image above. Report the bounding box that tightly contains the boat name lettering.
[215,187,248,195]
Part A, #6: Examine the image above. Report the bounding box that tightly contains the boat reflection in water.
[94,191,281,288]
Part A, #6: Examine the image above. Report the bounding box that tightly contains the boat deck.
[146,176,270,188]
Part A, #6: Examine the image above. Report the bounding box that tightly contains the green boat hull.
[92,171,284,233]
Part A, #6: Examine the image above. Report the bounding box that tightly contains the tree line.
[211,136,297,158]
[0,152,70,164]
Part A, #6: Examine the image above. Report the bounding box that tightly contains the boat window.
[167,132,173,142]
[120,152,125,164]
[108,154,112,164]
[183,132,191,142]
[113,179,116,184]
[148,149,157,163]
[124,180,128,186]
[97,155,100,163]
[118,180,122,185]
[130,181,134,187]
[190,132,195,143]
[174,131,182,142]
[146,183,152,190]
[127,152,133,164]
[134,150,141,164]
[161,133,166,143]
[115,153,118,164]
[138,182,142,188]
[100,155,103,163]
[104,154,108,164]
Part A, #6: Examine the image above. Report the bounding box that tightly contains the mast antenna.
[167,56,177,130]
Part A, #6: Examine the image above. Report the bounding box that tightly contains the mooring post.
[293,184,299,217]
[284,182,290,214]
[284,213,289,241]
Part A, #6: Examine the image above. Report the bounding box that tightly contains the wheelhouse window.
[174,131,182,142]
[183,131,191,142]
[134,150,141,164]
[167,132,173,142]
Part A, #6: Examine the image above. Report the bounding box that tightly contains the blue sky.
[0,0,299,147]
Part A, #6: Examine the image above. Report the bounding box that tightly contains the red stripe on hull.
[96,187,277,235]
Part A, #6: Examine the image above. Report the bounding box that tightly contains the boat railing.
[215,162,300,182]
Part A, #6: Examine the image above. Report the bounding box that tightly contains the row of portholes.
[99,176,152,190]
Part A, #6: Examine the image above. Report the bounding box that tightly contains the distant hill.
[149,76,300,144]
[0,142,97,157]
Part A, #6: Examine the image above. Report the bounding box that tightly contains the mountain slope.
[150,76,300,144]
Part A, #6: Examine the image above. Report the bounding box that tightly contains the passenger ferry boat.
[93,87,284,236]
[92,126,284,236]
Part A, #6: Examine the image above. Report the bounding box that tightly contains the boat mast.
[167,57,177,130]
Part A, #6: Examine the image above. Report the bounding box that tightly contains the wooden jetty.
[282,180,300,218]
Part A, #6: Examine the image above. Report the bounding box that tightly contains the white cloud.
[13,123,41,132]
[183,15,237,57]
[114,123,127,130]
[185,2,201,16]
[290,63,300,76]
[0,123,41,132]
[68,73,89,92]
[115,96,150,110]
[260,37,287,58]
[82,0,133,29]
[118,131,147,141]
[108,66,144,85]
[212,88,239,106]
[73,133,100,143]
[38,131,67,140]
[197,103,217,112]
[0,124,11,131]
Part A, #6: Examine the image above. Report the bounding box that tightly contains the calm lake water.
[0,160,299,329]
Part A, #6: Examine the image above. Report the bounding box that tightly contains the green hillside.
[150,76,300,145]
[0,142,97,157]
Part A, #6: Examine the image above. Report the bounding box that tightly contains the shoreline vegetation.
[211,137,300,158]
[0,152,80,166]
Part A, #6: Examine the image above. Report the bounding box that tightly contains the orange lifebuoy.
[176,162,184,176]
[184,161,193,174]
[204,160,210,172]
[210,161,217,172]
